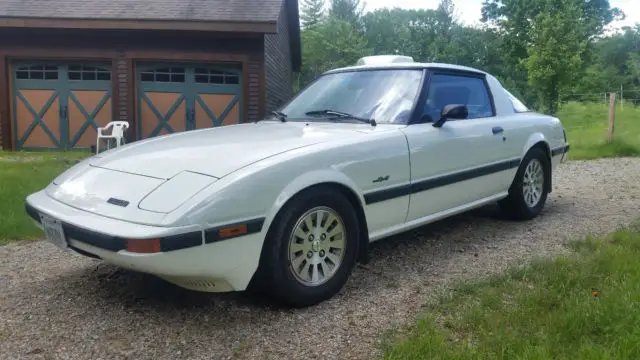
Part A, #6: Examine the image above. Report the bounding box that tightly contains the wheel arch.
[522,135,553,193]
[258,173,371,273]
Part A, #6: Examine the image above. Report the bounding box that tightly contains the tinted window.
[423,73,494,121]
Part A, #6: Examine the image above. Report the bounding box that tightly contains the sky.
[364,0,639,30]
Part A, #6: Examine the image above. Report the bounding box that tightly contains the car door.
[401,70,513,222]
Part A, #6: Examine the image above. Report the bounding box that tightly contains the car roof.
[323,62,489,76]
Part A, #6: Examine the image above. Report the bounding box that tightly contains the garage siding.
[264,1,293,113]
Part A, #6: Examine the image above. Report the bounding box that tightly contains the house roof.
[0,0,301,71]
[0,0,284,24]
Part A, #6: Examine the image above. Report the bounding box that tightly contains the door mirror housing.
[432,104,468,128]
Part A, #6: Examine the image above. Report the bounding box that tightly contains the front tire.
[257,186,360,307]
[499,147,550,220]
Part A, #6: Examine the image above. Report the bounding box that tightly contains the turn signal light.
[126,239,161,253]
[219,224,248,238]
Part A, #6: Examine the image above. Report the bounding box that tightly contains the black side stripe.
[551,144,570,157]
[364,157,521,205]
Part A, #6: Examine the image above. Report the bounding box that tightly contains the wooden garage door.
[11,62,112,150]
[137,63,242,139]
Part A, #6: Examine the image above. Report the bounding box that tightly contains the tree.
[361,1,460,64]
[329,0,364,28]
[481,0,622,113]
[298,18,370,89]
[300,0,325,28]
[522,3,587,113]
[629,53,640,86]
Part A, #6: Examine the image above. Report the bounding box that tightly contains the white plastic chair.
[96,121,129,154]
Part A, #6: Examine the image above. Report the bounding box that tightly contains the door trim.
[363,157,521,205]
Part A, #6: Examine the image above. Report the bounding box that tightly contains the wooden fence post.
[607,92,616,143]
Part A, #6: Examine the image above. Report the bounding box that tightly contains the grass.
[383,223,640,360]
[0,151,90,243]
[557,102,640,160]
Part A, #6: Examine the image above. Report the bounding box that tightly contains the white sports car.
[26,55,569,307]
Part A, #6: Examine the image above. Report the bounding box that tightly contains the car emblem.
[107,198,130,207]
[372,175,390,183]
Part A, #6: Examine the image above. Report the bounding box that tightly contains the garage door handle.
[492,126,504,134]
[59,106,68,120]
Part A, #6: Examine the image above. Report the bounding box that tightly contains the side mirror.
[432,104,468,128]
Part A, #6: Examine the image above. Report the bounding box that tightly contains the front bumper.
[25,190,266,292]
[551,143,570,163]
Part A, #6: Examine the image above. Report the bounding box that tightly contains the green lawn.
[558,102,640,160]
[383,223,640,360]
[0,151,90,243]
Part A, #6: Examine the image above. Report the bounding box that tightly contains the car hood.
[88,122,370,179]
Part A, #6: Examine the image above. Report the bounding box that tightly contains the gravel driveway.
[1,158,639,360]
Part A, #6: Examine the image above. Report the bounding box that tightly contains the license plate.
[39,214,68,250]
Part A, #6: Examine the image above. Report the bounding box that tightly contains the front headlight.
[138,171,218,214]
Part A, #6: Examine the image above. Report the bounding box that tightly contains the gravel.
[1,158,639,360]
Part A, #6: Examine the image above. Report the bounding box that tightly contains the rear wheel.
[499,147,550,220]
[257,186,360,307]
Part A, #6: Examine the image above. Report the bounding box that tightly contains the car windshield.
[279,69,424,124]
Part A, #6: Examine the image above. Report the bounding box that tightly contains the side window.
[504,89,531,113]
[423,73,494,121]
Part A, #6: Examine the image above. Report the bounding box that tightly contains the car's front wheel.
[499,147,550,220]
[257,186,360,307]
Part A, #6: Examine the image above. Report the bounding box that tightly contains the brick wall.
[263,1,293,114]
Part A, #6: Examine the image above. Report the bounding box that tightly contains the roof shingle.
[0,0,284,23]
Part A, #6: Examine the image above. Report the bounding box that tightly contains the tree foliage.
[296,0,639,114]
[329,0,364,28]
[298,17,370,89]
[300,0,325,28]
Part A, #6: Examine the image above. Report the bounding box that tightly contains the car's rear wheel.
[257,186,359,307]
[499,147,550,220]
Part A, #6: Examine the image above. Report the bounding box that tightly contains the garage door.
[137,63,242,139]
[11,61,112,150]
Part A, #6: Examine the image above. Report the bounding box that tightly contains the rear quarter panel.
[486,74,566,164]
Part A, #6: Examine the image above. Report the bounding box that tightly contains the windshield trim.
[274,68,427,126]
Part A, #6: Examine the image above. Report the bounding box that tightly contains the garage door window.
[140,67,186,83]
[194,68,239,85]
[68,65,111,81]
[15,65,59,80]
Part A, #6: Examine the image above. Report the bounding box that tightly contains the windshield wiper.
[271,111,288,122]
[305,109,376,126]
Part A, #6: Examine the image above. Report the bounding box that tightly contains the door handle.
[492,126,504,134]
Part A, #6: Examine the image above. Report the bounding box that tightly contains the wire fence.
[561,88,640,108]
